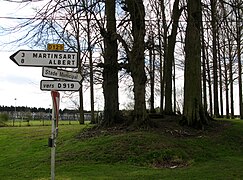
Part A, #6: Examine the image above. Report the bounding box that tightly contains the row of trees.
[1,0,242,129]
[0,105,81,114]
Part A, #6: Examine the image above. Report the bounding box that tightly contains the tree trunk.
[103,0,119,126]
[164,0,181,115]
[201,20,207,111]
[77,38,84,124]
[158,25,164,113]
[173,57,176,113]
[228,37,234,119]
[160,0,167,113]
[206,43,213,116]
[78,83,85,124]
[211,0,220,117]
[223,37,229,119]
[218,37,224,117]
[152,46,156,112]
[125,0,147,124]
[148,34,155,113]
[87,18,95,124]
[81,0,95,124]
[183,0,207,129]
[236,6,243,119]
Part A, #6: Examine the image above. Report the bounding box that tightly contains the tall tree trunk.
[87,18,95,124]
[78,82,85,124]
[160,0,167,113]
[76,20,84,124]
[228,38,234,119]
[158,23,164,113]
[218,37,224,117]
[81,0,95,123]
[206,43,213,116]
[103,0,119,126]
[125,0,147,124]
[201,20,207,111]
[183,0,207,129]
[152,47,156,112]
[173,57,176,113]
[211,0,220,117]
[236,5,243,119]
[223,38,229,119]
[148,33,155,112]
[78,55,84,124]
[164,0,181,114]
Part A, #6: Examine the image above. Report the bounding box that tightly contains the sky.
[0,1,240,114]
[0,52,51,107]
[0,1,131,111]
[0,1,98,110]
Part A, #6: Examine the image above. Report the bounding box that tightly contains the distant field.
[0,119,243,179]
[5,119,82,127]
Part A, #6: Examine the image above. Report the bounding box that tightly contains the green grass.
[0,119,243,179]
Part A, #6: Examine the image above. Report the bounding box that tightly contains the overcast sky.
[0,1,91,110]
[1,1,240,114]
[0,1,126,111]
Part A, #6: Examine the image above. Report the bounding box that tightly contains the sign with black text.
[42,67,82,82]
[47,44,64,51]
[10,50,78,68]
[40,80,81,91]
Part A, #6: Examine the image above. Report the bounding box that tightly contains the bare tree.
[160,0,168,113]
[164,0,183,114]
[210,0,220,117]
[121,0,148,125]
[183,0,208,128]
[234,0,243,119]
[102,0,120,126]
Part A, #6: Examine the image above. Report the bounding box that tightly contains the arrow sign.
[42,67,82,82]
[40,80,81,91]
[10,50,78,68]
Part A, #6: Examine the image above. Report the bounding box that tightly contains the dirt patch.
[151,159,189,169]
[77,125,129,139]
[77,115,231,140]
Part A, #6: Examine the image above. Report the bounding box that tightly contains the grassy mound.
[0,118,243,179]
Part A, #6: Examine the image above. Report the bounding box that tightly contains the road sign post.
[50,90,60,180]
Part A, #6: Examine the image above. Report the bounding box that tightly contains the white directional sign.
[42,67,82,82]
[10,50,78,68]
[40,80,81,91]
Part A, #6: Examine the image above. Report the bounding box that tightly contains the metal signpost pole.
[51,101,56,180]
[50,90,60,180]
[48,44,62,180]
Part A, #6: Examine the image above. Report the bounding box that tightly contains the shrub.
[0,113,9,122]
